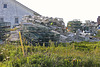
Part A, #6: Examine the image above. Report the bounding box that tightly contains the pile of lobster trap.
[0,21,11,41]
[20,23,60,46]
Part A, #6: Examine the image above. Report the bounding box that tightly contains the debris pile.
[20,23,60,45]
[81,20,98,35]
[22,15,67,35]
[21,15,100,43]
[65,29,99,42]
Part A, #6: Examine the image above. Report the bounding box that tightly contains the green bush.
[0,42,100,67]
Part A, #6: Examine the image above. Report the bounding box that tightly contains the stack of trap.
[21,23,60,46]
[0,21,11,40]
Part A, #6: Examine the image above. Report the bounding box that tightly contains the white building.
[0,0,40,28]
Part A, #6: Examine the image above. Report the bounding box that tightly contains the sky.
[17,0,100,26]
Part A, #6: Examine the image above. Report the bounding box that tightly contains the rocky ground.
[7,31,20,42]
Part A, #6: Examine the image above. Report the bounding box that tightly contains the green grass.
[0,41,100,67]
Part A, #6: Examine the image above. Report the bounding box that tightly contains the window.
[15,18,19,23]
[0,18,4,22]
[4,4,7,8]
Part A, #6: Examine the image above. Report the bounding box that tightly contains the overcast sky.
[17,0,100,25]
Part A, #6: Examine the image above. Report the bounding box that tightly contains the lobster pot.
[21,23,60,45]
[0,21,11,40]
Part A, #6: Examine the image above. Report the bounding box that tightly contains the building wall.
[0,0,34,28]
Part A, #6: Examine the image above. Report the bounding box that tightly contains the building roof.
[15,0,41,16]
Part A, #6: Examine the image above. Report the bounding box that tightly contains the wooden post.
[19,31,25,56]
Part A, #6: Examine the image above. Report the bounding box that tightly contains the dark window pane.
[15,18,19,23]
[4,4,7,8]
[0,18,4,22]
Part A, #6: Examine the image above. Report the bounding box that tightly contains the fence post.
[19,31,25,56]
